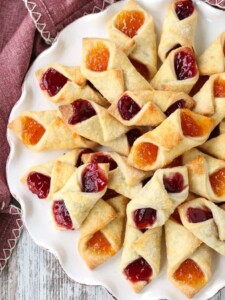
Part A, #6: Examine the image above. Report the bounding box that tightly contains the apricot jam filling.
[214,76,225,98]
[173,259,206,290]
[180,109,213,138]
[86,42,110,72]
[115,10,145,38]
[209,168,225,196]
[87,231,115,255]
[133,142,158,167]
[21,116,45,145]
[124,257,152,283]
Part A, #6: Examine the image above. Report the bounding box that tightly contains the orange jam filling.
[21,116,45,145]
[173,259,206,290]
[214,76,225,97]
[87,231,115,255]
[86,42,110,72]
[115,10,145,38]
[181,109,213,138]
[209,168,225,197]
[133,142,158,167]
[129,58,150,81]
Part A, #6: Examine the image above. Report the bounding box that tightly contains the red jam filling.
[90,154,117,171]
[52,200,73,230]
[133,208,157,229]
[133,142,158,168]
[40,68,68,97]
[171,208,182,224]
[21,116,46,146]
[187,206,213,223]
[165,156,183,168]
[209,168,225,196]
[81,163,107,193]
[208,124,220,140]
[129,58,150,81]
[118,94,141,120]
[126,128,142,147]
[174,48,197,80]
[86,42,110,72]
[76,148,94,168]
[115,10,145,38]
[102,189,119,200]
[175,0,195,20]
[190,76,209,96]
[27,172,51,199]
[163,172,185,193]
[214,77,225,97]
[124,257,152,283]
[68,99,96,125]
[173,259,206,289]
[165,99,186,117]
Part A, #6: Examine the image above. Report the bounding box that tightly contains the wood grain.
[1,229,224,300]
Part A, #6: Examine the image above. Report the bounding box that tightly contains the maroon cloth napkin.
[0,0,120,273]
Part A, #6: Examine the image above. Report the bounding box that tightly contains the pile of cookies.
[8,0,225,298]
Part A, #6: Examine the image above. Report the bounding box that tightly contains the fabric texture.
[0,0,224,273]
[0,0,120,273]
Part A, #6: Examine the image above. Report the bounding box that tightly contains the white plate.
[6,1,225,299]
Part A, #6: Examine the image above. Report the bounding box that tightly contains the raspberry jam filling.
[21,116,46,146]
[81,163,107,193]
[40,68,68,97]
[173,259,206,289]
[190,76,209,96]
[124,257,152,283]
[133,142,158,168]
[165,99,186,117]
[187,206,213,223]
[126,128,142,147]
[102,189,119,200]
[133,208,157,229]
[68,99,96,125]
[214,77,225,97]
[115,10,145,38]
[52,200,73,230]
[175,0,195,20]
[165,156,182,168]
[86,42,110,72]
[171,208,182,224]
[209,168,225,196]
[118,95,141,120]
[181,110,213,138]
[130,58,150,81]
[27,172,51,199]
[163,172,185,193]
[76,148,94,167]
[90,154,117,171]
[87,231,115,255]
[174,48,197,80]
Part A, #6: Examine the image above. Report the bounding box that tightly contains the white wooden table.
[1,228,225,300]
